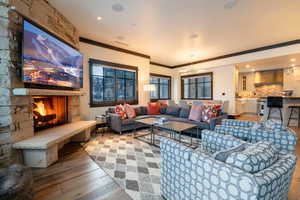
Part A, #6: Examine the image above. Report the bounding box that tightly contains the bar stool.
[287,105,300,127]
[267,96,283,121]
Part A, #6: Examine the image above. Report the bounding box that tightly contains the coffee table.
[134,118,200,148]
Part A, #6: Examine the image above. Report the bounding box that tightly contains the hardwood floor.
[32,143,132,200]
[32,115,300,200]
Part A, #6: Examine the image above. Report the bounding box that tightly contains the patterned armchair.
[214,119,298,153]
[160,130,297,200]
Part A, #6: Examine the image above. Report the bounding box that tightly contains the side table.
[95,115,109,136]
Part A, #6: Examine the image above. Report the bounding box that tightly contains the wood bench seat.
[13,121,96,168]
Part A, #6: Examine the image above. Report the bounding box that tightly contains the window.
[90,59,138,107]
[150,73,171,100]
[181,72,213,100]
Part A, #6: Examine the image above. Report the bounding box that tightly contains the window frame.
[150,73,172,101]
[181,72,213,100]
[89,59,139,107]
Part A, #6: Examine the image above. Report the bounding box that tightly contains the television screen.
[22,20,83,88]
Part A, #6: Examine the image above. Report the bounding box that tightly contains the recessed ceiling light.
[290,58,296,62]
[112,3,124,12]
[189,34,199,39]
[224,0,238,9]
[246,65,250,68]
[116,36,125,41]
[97,17,102,20]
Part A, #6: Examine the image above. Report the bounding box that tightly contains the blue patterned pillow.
[226,141,279,173]
[213,143,248,162]
[263,119,286,132]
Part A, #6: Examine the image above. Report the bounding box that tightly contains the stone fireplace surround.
[11,88,98,168]
[0,0,81,167]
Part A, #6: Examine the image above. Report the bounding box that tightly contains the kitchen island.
[260,96,300,126]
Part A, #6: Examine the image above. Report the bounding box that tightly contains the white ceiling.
[49,0,300,66]
[237,53,300,72]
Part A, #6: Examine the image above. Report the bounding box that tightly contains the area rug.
[84,130,163,200]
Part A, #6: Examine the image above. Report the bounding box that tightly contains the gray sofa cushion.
[134,107,142,116]
[165,107,181,117]
[160,107,167,114]
[140,106,148,115]
[179,107,190,118]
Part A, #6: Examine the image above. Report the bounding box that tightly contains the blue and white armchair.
[160,130,297,200]
[214,119,298,153]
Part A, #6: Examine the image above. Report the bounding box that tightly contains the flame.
[34,101,47,116]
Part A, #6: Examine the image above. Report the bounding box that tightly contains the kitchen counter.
[259,96,300,100]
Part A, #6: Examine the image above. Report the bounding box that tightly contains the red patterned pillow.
[201,105,218,123]
[115,105,127,120]
[147,102,161,115]
[124,104,136,119]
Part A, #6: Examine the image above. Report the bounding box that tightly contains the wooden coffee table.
[134,117,199,148]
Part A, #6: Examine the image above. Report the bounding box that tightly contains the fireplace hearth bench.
[13,121,96,168]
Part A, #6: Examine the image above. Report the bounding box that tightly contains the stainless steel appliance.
[257,99,266,116]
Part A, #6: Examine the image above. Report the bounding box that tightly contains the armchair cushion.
[263,119,286,132]
[226,141,279,173]
[213,143,248,162]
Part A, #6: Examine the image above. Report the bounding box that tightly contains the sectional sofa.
[106,106,227,135]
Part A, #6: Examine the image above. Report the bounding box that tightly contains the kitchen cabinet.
[236,98,258,115]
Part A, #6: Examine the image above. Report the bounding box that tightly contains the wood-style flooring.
[32,115,300,200]
[32,143,132,200]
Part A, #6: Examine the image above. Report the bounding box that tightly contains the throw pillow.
[226,141,279,173]
[179,107,191,118]
[160,106,167,114]
[124,104,136,119]
[213,143,248,162]
[201,105,219,123]
[188,104,203,122]
[147,102,160,115]
[165,106,181,117]
[115,105,127,120]
[263,119,286,132]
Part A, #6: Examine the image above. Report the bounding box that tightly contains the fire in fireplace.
[32,96,68,131]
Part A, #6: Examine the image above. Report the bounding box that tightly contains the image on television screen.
[23,20,83,88]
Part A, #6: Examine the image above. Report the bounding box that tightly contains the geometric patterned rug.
[84,129,163,200]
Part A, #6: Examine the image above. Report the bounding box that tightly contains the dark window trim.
[181,72,213,100]
[89,59,139,107]
[150,73,172,101]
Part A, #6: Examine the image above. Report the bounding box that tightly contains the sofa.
[160,130,297,200]
[214,119,298,153]
[106,106,227,135]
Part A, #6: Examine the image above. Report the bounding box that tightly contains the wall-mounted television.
[22,20,83,89]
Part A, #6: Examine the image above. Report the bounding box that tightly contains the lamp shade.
[143,84,156,92]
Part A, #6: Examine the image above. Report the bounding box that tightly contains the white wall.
[80,42,151,120]
[174,65,237,115]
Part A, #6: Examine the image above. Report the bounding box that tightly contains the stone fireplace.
[33,96,68,132]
